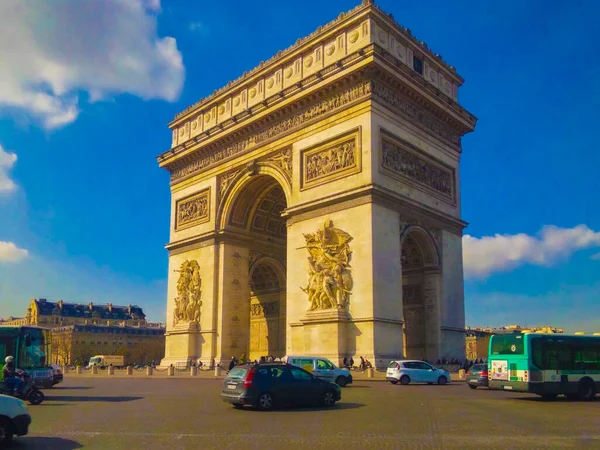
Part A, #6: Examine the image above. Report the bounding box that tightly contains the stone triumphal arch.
[158,0,476,369]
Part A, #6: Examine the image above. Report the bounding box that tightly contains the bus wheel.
[577,378,596,401]
[540,393,557,401]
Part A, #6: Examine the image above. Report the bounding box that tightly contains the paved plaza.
[11,375,600,449]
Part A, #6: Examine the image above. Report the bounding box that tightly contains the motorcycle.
[0,370,45,405]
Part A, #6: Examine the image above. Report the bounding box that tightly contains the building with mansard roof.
[0,298,148,328]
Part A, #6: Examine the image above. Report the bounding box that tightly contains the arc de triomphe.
[158,0,476,369]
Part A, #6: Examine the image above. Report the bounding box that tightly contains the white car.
[0,394,31,445]
[386,360,451,385]
[284,356,353,387]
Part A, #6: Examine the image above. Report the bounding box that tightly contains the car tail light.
[466,372,470,377]
[243,368,255,388]
[396,364,401,370]
[481,371,488,378]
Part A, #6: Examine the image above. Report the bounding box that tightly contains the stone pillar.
[76,366,83,375]
[126,366,133,376]
[146,366,153,376]
[440,230,466,358]
[91,366,98,375]
[423,270,441,362]
[108,366,115,376]
[167,365,174,376]
[214,365,222,377]
[215,244,250,365]
[190,366,198,376]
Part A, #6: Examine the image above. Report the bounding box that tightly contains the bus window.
[531,338,544,369]
[491,335,524,355]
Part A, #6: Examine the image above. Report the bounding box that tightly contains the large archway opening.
[225,173,288,362]
[401,227,441,361]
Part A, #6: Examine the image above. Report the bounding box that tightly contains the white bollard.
[108,366,115,376]
[146,366,153,376]
[214,365,222,377]
[191,366,198,376]
[167,366,174,376]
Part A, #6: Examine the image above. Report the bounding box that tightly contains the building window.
[413,56,423,75]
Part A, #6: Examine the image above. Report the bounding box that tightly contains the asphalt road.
[10,377,600,449]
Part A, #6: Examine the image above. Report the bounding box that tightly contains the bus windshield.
[490,334,525,355]
[18,328,51,369]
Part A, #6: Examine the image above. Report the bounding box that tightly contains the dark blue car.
[221,362,342,410]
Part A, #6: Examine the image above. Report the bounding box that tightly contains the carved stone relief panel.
[301,220,353,311]
[301,128,361,190]
[265,146,292,180]
[175,188,210,230]
[172,260,202,327]
[380,131,455,204]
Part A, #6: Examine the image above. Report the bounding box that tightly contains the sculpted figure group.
[301,220,354,311]
[173,260,202,326]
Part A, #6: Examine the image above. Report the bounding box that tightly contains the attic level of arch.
[158,46,476,185]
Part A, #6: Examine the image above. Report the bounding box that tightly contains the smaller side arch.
[400,225,440,270]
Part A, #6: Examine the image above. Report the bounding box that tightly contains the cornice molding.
[171,1,462,127]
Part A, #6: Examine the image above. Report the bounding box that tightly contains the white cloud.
[0,241,29,263]
[463,225,600,278]
[0,0,184,129]
[0,144,17,193]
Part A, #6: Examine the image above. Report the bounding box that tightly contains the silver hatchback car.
[386,360,451,385]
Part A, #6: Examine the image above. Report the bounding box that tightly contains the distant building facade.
[466,325,565,360]
[11,298,149,328]
[51,324,165,366]
[1,298,165,366]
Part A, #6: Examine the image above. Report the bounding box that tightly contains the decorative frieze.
[372,83,460,147]
[169,81,372,182]
[381,132,455,202]
[218,169,240,198]
[301,129,361,190]
[175,188,210,230]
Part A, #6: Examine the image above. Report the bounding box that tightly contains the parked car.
[284,356,353,387]
[386,360,451,385]
[221,362,341,410]
[0,394,31,446]
[465,363,489,389]
[49,364,63,386]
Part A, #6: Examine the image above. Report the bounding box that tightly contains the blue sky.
[0,0,599,332]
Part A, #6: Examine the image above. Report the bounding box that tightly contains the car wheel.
[438,376,448,385]
[335,376,347,387]
[0,417,13,446]
[400,375,410,385]
[257,392,274,411]
[322,390,336,407]
[468,384,477,390]
[390,380,398,385]
[577,378,596,401]
[29,390,45,405]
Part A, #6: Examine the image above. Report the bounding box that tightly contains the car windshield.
[227,367,249,379]
[387,361,398,368]
[471,364,487,372]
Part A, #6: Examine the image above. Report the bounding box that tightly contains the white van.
[284,356,353,387]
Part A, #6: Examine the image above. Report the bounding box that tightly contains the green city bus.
[487,333,600,401]
[0,326,53,386]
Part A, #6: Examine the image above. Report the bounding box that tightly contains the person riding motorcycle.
[3,356,24,395]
